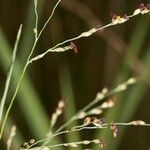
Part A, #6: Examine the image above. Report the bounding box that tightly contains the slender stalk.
[34,78,135,147]
[0,25,22,123]
[34,0,39,39]
[0,63,28,139]
[30,120,150,149]
[29,121,150,148]
[30,23,114,63]
[1,2,149,142]
[30,9,150,63]
[0,0,62,139]
[55,78,136,133]
[37,0,62,39]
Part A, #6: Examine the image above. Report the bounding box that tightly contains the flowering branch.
[27,119,150,149]
[29,3,150,63]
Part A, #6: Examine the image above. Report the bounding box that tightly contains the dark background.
[0,0,150,149]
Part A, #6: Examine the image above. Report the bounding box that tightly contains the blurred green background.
[0,0,150,149]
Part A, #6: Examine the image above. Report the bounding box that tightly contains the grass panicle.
[0,1,150,149]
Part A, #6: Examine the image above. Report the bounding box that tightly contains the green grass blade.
[0,27,50,139]
[48,12,81,146]
[0,25,22,123]
[57,59,81,144]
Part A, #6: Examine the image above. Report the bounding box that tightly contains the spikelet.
[7,125,17,150]
[51,100,65,127]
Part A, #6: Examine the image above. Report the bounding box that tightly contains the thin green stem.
[0,62,29,139]
[55,79,135,134]
[34,0,39,39]
[29,120,150,148]
[0,0,62,140]
[30,10,150,63]
[38,78,135,146]
[0,25,22,123]
[55,117,76,133]
[0,36,39,139]
[30,23,114,63]
[37,0,62,39]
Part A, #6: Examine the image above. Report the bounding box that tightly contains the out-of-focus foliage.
[0,0,150,149]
